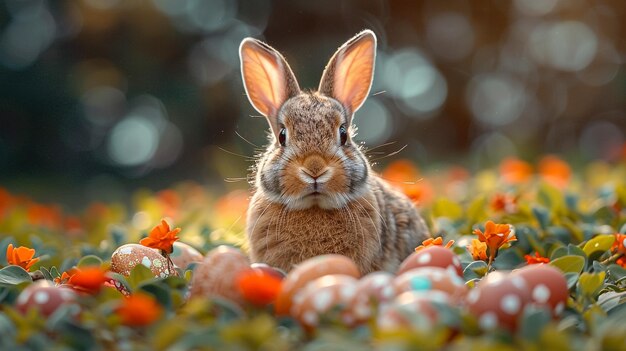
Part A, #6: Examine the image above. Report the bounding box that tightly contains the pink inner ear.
[333,38,375,113]
[241,43,288,117]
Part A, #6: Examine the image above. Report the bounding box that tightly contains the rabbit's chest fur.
[246,189,384,274]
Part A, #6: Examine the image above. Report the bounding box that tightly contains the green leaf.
[578,272,606,299]
[538,183,565,211]
[532,206,550,229]
[463,260,488,280]
[607,264,626,283]
[127,264,157,291]
[519,306,552,340]
[431,198,463,220]
[564,272,580,290]
[140,282,172,309]
[38,267,53,281]
[77,255,102,268]
[583,235,615,256]
[549,255,585,274]
[0,265,32,286]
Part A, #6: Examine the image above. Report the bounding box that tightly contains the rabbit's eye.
[339,125,348,145]
[279,127,287,146]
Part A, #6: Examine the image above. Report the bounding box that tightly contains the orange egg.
[111,244,176,278]
[170,242,203,270]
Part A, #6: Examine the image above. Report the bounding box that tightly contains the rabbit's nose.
[302,155,326,175]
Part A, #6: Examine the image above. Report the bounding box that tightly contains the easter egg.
[290,274,358,329]
[466,271,531,332]
[347,271,396,324]
[170,242,203,270]
[16,281,77,317]
[250,263,287,280]
[511,264,568,316]
[275,254,361,315]
[398,246,463,277]
[376,290,450,331]
[111,244,176,278]
[394,267,468,300]
[188,245,250,305]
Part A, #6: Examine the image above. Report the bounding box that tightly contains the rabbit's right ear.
[239,38,300,131]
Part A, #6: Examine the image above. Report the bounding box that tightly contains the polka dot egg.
[397,246,463,277]
[290,274,358,330]
[16,281,77,317]
[376,290,450,332]
[511,264,568,316]
[394,267,468,300]
[466,271,531,332]
[275,254,361,316]
[111,243,176,278]
[347,271,396,324]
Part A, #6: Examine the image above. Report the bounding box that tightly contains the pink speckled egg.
[511,264,568,316]
[347,271,396,324]
[376,290,450,331]
[394,267,468,300]
[275,255,361,316]
[16,281,77,317]
[111,244,176,278]
[188,245,250,305]
[466,271,531,332]
[290,274,358,329]
[170,242,203,270]
[398,246,463,277]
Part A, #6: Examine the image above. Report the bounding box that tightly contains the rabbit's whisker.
[217,147,256,161]
[369,144,408,162]
[235,130,261,148]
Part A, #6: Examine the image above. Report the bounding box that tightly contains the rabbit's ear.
[240,38,300,127]
[319,30,376,115]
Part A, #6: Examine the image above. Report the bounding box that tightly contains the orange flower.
[611,233,626,256]
[6,244,40,271]
[473,221,517,264]
[140,219,181,254]
[67,267,108,294]
[116,293,163,327]
[538,155,571,189]
[490,193,517,213]
[499,157,533,184]
[524,252,550,265]
[466,239,488,261]
[157,189,181,218]
[26,203,62,229]
[415,237,455,252]
[237,268,283,306]
[54,270,74,285]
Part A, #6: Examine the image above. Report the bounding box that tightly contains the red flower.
[538,155,571,189]
[6,244,40,271]
[616,256,626,268]
[490,193,518,213]
[140,219,180,254]
[237,268,283,306]
[67,267,108,294]
[525,252,550,265]
[415,237,455,252]
[116,293,163,327]
[499,157,533,184]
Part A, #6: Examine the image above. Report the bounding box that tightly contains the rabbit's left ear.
[319,30,377,115]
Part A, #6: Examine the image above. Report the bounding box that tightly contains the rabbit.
[239,30,430,274]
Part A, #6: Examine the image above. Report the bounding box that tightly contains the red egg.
[398,246,463,277]
[111,244,176,278]
[290,274,358,329]
[16,281,78,317]
[376,291,450,331]
[511,264,568,316]
[346,271,396,324]
[275,255,361,316]
[465,271,531,332]
[170,242,203,270]
[188,245,250,306]
[394,267,468,300]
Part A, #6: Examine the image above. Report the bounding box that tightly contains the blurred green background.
[1,0,625,206]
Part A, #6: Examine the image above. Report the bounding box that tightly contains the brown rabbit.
[239,30,430,274]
